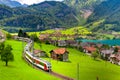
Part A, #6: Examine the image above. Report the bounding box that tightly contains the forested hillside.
[0,1,79,32]
[87,0,120,32]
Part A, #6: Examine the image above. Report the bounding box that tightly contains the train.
[16,37,51,71]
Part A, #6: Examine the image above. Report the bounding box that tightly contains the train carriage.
[24,38,51,71]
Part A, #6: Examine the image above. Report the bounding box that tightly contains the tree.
[0,43,5,55]
[6,33,12,39]
[1,45,14,66]
[18,29,23,37]
[114,47,118,54]
[91,51,99,60]
[30,33,39,42]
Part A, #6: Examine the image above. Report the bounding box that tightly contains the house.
[58,40,67,47]
[50,48,69,61]
[83,47,96,53]
[100,49,114,60]
[66,40,78,47]
[110,53,120,65]
[33,50,46,57]
[39,33,50,41]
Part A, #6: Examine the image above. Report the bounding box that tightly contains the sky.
[14,0,63,5]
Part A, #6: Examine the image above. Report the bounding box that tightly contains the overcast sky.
[14,0,63,5]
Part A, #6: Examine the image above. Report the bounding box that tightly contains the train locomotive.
[22,37,51,71]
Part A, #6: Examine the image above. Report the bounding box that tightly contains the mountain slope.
[0,1,79,32]
[64,0,104,25]
[0,0,23,7]
[87,0,120,32]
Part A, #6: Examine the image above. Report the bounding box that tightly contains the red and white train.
[18,37,51,71]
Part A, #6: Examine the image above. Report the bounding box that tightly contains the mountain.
[64,0,104,10]
[63,0,104,25]
[87,0,120,32]
[0,0,25,7]
[0,1,79,32]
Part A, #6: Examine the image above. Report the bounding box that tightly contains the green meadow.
[0,40,60,80]
[27,26,91,37]
[0,39,120,80]
[34,42,120,80]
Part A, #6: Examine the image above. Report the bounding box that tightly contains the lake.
[77,39,120,46]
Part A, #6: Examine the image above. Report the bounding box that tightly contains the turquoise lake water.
[78,39,120,46]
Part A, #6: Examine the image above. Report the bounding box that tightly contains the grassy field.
[0,40,60,80]
[27,26,91,37]
[34,42,120,80]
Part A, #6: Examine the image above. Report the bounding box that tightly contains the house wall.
[63,52,68,61]
[51,52,57,60]
[40,52,45,57]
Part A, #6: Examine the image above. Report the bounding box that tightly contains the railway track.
[21,37,74,80]
[23,54,74,80]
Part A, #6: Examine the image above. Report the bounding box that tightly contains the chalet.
[83,47,96,53]
[66,40,78,47]
[33,50,46,57]
[100,49,114,60]
[39,33,50,41]
[58,40,67,47]
[80,42,91,48]
[50,48,69,61]
[110,53,120,65]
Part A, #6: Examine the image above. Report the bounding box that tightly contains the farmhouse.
[100,49,114,60]
[33,50,46,57]
[50,48,69,61]
[58,40,67,47]
[83,47,96,53]
[110,53,120,65]
[66,40,78,47]
[39,33,50,41]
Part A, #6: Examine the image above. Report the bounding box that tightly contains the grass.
[61,26,91,35]
[0,40,60,80]
[34,42,120,80]
[27,26,91,38]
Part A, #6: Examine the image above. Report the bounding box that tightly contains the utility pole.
[22,37,24,58]
[31,36,35,68]
[77,63,79,80]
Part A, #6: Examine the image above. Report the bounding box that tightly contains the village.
[13,30,120,66]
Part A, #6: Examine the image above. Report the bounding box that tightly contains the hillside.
[0,1,79,32]
[63,0,104,25]
[87,0,120,32]
[0,0,23,7]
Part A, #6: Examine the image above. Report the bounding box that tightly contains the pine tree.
[18,29,23,37]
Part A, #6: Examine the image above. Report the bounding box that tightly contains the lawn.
[34,42,120,80]
[0,40,60,80]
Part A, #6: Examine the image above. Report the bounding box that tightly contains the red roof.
[53,48,68,54]
[34,50,44,54]
[84,47,96,52]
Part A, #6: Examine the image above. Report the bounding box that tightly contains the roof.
[34,50,45,54]
[101,49,114,54]
[52,48,68,54]
[84,47,96,52]
[110,53,120,61]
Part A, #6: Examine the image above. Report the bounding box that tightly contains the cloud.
[14,0,63,5]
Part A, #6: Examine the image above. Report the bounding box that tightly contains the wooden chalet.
[100,49,114,60]
[110,53,120,65]
[58,40,67,47]
[50,48,69,61]
[83,46,96,53]
[33,50,46,57]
